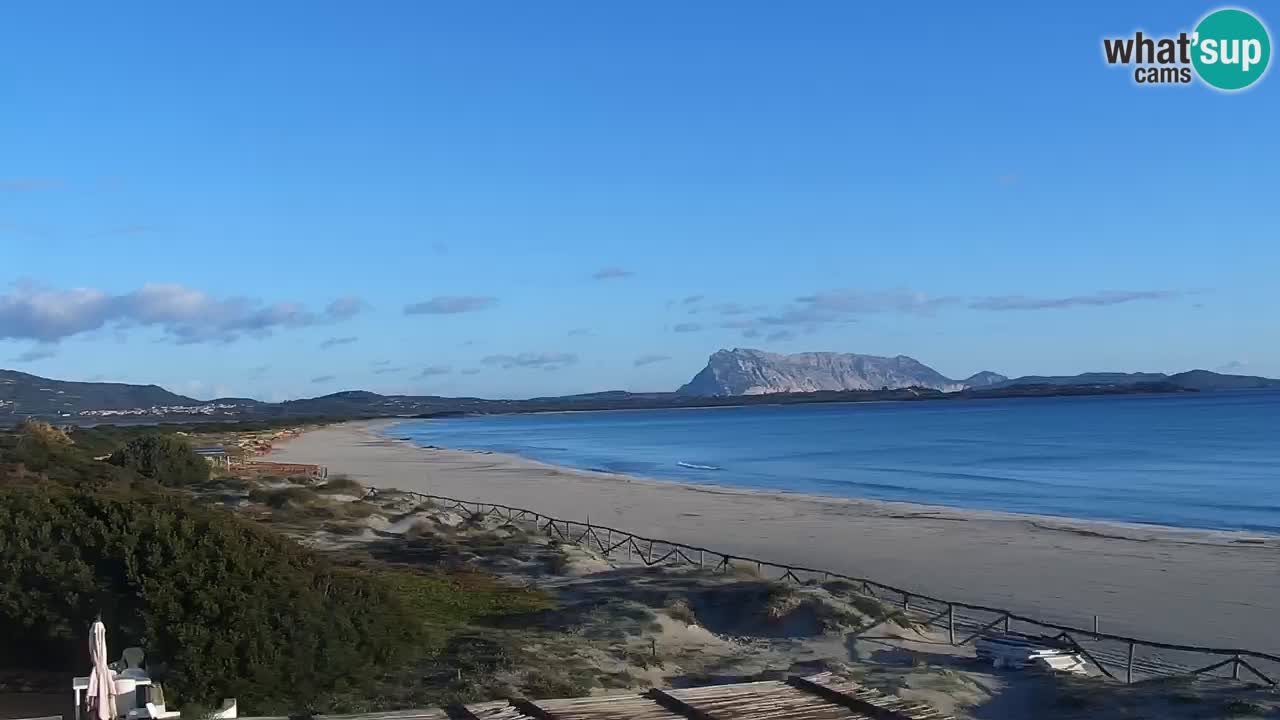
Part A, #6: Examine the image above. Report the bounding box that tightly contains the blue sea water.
[391,391,1280,533]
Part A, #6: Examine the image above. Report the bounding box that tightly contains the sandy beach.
[270,420,1280,655]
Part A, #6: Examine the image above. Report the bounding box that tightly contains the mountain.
[677,349,1006,396]
[996,369,1280,392]
[961,371,1007,388]
[993,372,1169,387]
[0,369,200,416]
[1166,370,1280,391]
[3,361,1275,423]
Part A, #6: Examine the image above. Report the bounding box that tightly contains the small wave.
[677,461,721,471]
[856,465,1057,488]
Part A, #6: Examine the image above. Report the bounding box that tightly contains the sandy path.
[271,421,1280,654]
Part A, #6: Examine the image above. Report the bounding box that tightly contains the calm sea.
[390,391,1280,533]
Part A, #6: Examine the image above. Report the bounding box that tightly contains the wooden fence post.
[948,604,955,645]
[1093,615,1099,639]
[1003,614,1010,634]
[1126,642,1135,684]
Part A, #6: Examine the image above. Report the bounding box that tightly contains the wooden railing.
[374,488,1280,687]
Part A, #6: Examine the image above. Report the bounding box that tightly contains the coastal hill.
[993,369,1280,391]
[677,348,1006,395]
[1,358,1276,422]
[0,368,201,412]
[676,349,1280,397]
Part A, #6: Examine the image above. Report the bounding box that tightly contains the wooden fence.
[376,488,1280,687]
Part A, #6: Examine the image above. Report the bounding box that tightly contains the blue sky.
[2,1,1276,400]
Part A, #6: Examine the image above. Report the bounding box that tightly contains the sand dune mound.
[681,582,888,638]
[552,542,612,576]
[367,490,420,514]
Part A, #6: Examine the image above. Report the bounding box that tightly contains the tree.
[108,435,211,486]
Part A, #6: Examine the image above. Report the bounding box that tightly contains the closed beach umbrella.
[87,620,117,720]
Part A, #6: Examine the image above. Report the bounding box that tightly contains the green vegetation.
[0,423,552,714]
[315,475,365,495]
[0,420,135,488]
[60,418,334,459]
[1222,699,1266,716]
[248,484,320,508]
[0,483,425,710]
[107,435,211,486]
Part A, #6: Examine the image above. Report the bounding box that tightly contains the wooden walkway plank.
[646,688,723,720]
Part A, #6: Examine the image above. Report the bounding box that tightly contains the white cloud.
[591,267,634,280]
[968,290,1190,311]
[319,336,359,349]
[417,365,453,377]
[634,354,671,367]
[0,281,366,344]
[404,296,498,314]
[482,352,578,370]
[11,346,57,363]
[794,288,955,316]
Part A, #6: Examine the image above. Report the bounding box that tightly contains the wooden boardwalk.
[242,674,952,720]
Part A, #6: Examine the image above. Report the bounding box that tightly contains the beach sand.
[271,420,1280,655]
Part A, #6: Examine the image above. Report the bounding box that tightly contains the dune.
[269,420,1280,656]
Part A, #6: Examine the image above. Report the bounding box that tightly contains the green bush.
[248,485,320,508]
[315,476,365,496]
[108,435,211,486]
[0,424,134,488]
[0,483,427,712]
[0,427,553,713]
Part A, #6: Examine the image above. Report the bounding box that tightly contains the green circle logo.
[1192,8,1271,90]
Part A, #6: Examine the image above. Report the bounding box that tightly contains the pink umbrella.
[87,620,117,720]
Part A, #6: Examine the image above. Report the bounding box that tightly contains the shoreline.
[378,419,1271,542]
[270,420,1280,653]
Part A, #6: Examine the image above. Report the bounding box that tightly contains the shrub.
[520,666,595,699]
[315,476,365,496]
[665,598,697,625]
[0,483,427,713]
[0,425,134,489]
[248,485,320,509]
[108,435,210,487]
[0,427,554,714]
[1223,699,1265,717]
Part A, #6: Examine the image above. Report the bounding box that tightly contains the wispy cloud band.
[404,296,498,314]
[0,282,366,344]
[482,352,578,370]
